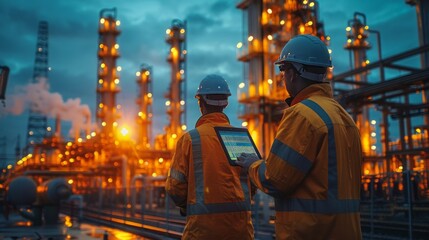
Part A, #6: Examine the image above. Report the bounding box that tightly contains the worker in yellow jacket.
[165,74,254,240]
[237,35,362,240]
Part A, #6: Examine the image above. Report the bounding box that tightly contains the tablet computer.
[214,126,262,166]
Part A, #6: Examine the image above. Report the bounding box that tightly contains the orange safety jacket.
[166,112,254,240]
[249,84,362,240]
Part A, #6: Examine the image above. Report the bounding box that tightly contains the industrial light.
[147,93,152,98]
[166,29,171,34]
[242,122,248,127]
[267,8,272,14]
[114,44,119,49]
[47,126,51,131]
[77,138,83,143]
[181,125,187,131]
[165,100,171,106]
[116,20,121,26]
[158,158,164,163]
[120,127,129,136]
[236,42,243,48]
[180,29,185,34]
[346,26,351,32]
[267,35,273,40]
[248,36,254,42]
[371,120,377,125]
[117,66,122,71]
[267,79,273,84]
[309,2,315,7]
[239,82,245,88]
[280,20,285,25]
[136,71,141,77]
[180,100,185,105]
[145,71,150,76]
[100,18,105,24]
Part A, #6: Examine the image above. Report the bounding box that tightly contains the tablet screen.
[215,127,261,165]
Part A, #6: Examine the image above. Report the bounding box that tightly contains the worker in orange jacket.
[165,74,254,240]
[237,35,362,240]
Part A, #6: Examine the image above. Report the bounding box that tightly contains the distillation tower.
[26,21,49,152]
[96,8,121,141]
[162,19,187,150]
[136,64,153,149]
[344,13,373,156]
[236,0,327,157]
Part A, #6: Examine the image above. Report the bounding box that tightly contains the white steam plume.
[1,77,92,138]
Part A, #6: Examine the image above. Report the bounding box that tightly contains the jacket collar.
[286,83,333,107]
[195,112,230,128]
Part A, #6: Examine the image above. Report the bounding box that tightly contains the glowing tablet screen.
[214,127,261,166]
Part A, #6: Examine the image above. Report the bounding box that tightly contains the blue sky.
[0,0,420,164]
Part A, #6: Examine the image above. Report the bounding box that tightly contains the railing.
[61,170,429,239]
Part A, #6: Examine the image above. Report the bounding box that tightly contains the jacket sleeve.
[165,134,191,208]
[249,107,321,197]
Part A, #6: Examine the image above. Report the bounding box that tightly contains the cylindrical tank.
[39,178,72,204]
[6,176,37,205]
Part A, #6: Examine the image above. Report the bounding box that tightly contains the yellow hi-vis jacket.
[166,112,254,240]
[249,84,362,240]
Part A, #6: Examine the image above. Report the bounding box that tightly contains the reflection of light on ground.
[76,223,147,240]
[14,221,32,227]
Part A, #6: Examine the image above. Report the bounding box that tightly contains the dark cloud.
[210,0,232,16]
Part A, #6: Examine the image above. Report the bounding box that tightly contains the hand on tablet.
[236,152,259,170]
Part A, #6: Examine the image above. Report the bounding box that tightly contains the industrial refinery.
[0,1,428,239]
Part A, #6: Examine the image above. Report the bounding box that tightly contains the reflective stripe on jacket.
[166,112,254,240]
[249,84,362,240]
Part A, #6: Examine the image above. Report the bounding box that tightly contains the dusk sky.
[0,0,420,164]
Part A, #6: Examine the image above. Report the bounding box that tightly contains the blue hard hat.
[275,34,332,68]
[195,74,231,97]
